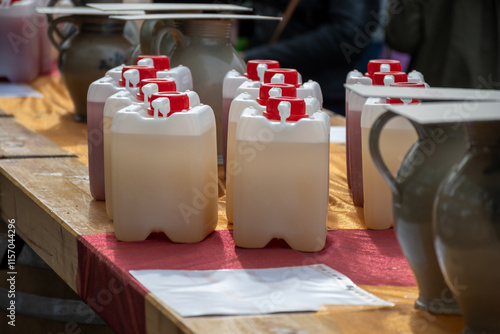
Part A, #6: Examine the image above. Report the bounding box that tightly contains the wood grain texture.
[0,117,75,158]
[0,108,13,117]
[145,285,463,334]
[0,157,112,291]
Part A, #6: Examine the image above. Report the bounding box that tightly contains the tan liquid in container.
[361,82,425,229]
[233,96,330,252]
[111,92,218,242]
[226,83,297,223]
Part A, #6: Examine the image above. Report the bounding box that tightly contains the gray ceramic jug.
[434,121,500,333]
[151,19,246,164]
[48,15,135,121]
[370,110,466,314]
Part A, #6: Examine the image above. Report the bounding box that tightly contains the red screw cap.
[119,65,156,87]
[263,68,301,87]
[264,96,308,122]
[257,83,297,105]
[136,78,177,102]
[136,55,170,71]
[372,71,408,86]
[386,82,426,104]
[245,60,280,81]
[147,91,190,117]
[366,59,402,78]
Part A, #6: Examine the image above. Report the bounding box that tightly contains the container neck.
[465,121,500,148]
[80,16,125,34]
[181,19,231,39]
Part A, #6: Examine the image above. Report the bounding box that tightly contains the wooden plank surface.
[0,108,13,117]
[0,157,112,291]
[145,285,463,334]
[0,117,76,158]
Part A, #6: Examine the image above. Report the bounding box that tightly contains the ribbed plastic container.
[111,91,217,242]
[233,96,329,252]
[225,83,298,223]
[360,82,425,229]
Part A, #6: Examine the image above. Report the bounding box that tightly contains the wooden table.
[0,75,464,333]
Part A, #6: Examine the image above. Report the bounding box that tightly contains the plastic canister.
[87,65,156,201]
[233,96,329,252]
[222,60,280,167]
[103,78,179,219]
[345,70,372,189]
[87,54,193,201]
[225,83,298,223]
[348,70,408,207]
[361,82,425,229]
[0,0,40,82]
[111,91,217,242]
[345,60,402,193]
[223,67,322,170]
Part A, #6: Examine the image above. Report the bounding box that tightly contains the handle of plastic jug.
[151,24,186,57]
[47,15,81,53]
[369,111,403,199]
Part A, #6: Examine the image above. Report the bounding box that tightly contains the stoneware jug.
[434,121,500,333]
[48,15,135,121]
[152,19,246,164]
[370,110,466,314]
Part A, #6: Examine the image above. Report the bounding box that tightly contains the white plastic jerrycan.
[348,70,410,208]
[225,83,298,223]
[361,81,426,229]
[0,0,43,82]
[346,61,401,201]
[344,69,372,189]
[87,65,157,200]
[233,96,330,252]
[103,78,179,219]
[222,60,280,165]
[111,91,218,242]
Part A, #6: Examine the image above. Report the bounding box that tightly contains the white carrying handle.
[278,101,291,124]
[137,58,154,67]
[151,97,170,119]
[123,69,140,89]
[142,83,159,108]
[383,74,395,86]
[257,63,268,82]
[268,87,282,98]
[271,73,285,84]
[380,64,391,72]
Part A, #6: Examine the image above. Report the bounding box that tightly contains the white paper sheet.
[387,101,500,123]
[0,83,43,98]
[345,84,500,101]
[330,126,346,144]
[130,264,393,317]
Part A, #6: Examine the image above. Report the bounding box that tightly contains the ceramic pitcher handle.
[369,111,403,198]
[151,25,186,57]
[48,16,80,53]
[139,19,163,55]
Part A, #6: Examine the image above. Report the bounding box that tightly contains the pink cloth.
[77,229,414,334]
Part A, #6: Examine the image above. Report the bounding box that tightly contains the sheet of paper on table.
[130,264,394,317]
[330,126,346,144]
[0,83,43,98]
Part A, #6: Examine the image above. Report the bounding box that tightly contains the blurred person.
[385,0,500,90]
[240,0,381,115]
[154,0,381,114]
